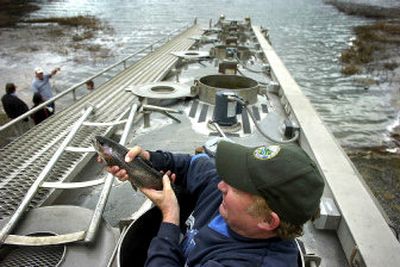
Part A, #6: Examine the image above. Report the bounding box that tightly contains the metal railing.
[0,24,190,134]
[0,20,201,246]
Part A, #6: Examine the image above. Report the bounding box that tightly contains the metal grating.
[0,245,65,267]
[0,25,203,220]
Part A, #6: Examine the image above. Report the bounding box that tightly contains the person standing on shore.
[85,80,95,91]
[31,67,60,114]
[30,92,50,125]
[1,83,29,120]
[1,83,30,135]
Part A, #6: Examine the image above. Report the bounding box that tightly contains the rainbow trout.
[93,136,163,190]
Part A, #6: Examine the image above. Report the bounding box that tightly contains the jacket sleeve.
[145,152,219,266]
[32,81,39,92]
[148,151,215,192]
[145,223,231,267]
[145,222,185,266]
[18,98,29,113]
[149,150,192,184]
[17,98,29,121]
[143,152,191,267]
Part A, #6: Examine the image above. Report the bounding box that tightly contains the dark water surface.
[1,0,399,150]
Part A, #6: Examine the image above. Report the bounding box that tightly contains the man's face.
[36,72,44,80]
[218,181,261,234]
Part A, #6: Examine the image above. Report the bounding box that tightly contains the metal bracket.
[313,197,341,230]
[141,105,182,127]
[162,111,181,123]
[142,104,182,114]
[304,254,322,267]
[209,121,227,138]
[350,245,362,267]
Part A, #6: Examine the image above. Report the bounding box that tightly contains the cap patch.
[253,145,281,160]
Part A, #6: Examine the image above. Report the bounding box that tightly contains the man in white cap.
[32,67,60,114]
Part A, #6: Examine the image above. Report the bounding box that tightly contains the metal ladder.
[0,24,204,247]
[0,98,186,247]
[0,94,139,246]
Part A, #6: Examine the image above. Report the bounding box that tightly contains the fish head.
[92,136,114,163]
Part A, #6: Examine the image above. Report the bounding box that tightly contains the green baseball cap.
[216,141,325,225]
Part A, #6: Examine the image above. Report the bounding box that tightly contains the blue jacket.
[146,151,299,267]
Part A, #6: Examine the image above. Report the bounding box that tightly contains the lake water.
[1,0,399,150]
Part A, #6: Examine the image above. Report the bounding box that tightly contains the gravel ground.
[348,149,400,238]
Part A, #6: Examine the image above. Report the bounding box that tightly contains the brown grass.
[25,15,112,44]
[355,22,400,44]
[362,21,400,34]
[342,64,361,75]
[72,31,95,42]
[340,20,400,75]
[0,112,9,125]
[47,28,65,38]
[384,62,399,71]
[87,44,102,52]
[25,15,103,30]
[0,0,39,27]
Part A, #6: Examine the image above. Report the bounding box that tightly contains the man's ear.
[257,212,280,231]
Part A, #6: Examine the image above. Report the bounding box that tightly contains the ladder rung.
[41,178,106,189]
[65,146,96,153]
[83,119,128,127]
[4,231,86,246]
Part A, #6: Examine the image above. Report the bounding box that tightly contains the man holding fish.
[100,139,324,266]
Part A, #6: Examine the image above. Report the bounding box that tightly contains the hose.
[234,53,264,74]
[236,68,269,86]
[231,96,300,144]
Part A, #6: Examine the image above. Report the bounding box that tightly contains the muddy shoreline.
[0,0,39,27]
[327,0,400,237]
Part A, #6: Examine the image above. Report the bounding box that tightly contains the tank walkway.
[0,24,203,221]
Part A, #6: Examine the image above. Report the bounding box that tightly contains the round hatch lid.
[127,82,192,99]
[189,35,218,43]
[171,50,209,60]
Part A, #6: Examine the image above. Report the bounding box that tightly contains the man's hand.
[96,145,150,182]
[51,67,61,76]
[141,173,180,226]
